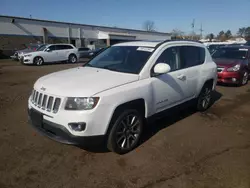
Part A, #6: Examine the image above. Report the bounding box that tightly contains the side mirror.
[153,63,171,75]
[45,48,52,52]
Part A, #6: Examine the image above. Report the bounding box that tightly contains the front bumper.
[28,108,105,146]
[217,71,241,84]
[22,57,33,64]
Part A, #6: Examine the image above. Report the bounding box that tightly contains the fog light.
[68,122,86,131]
[232,78,237,82]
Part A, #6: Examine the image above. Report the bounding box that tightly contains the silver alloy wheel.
[116,114,141,149]
[35,57,43,65]
[201,87,211,109]
[242,72,248,85]
[70,55,76,63]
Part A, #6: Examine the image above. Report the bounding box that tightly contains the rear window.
[56,45,73,50]
[180,46,205,68]
[78,48,90,51]
[212,48,248,59]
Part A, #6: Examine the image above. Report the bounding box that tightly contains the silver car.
[11,43,45,61]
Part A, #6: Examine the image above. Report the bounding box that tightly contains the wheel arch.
[105,98,146,135]
[33,56,44,64]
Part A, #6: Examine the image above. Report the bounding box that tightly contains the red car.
[212,46,250,86]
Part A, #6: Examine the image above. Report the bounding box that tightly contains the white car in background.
[22,44,79,65]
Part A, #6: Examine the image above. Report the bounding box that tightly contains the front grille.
[31,90,61,113]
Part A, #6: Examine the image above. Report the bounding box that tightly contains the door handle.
[177,74,186,80]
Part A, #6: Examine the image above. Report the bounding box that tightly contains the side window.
[55,45,63,50]
[180,46,205,68]
[45,45,56,51]
[156,47,180,71]
[63,45,73,49]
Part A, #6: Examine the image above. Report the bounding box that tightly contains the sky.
[1,0,250,36]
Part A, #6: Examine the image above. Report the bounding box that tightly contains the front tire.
[68,54,77,63]
[239,71,248,86]
[33,57,44,66]
[197,84,213,111]
[107,109,143,154]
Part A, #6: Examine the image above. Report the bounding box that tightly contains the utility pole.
[199,23,204,39]
[191,19,195,39]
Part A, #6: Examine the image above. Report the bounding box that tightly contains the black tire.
[238,71,248,86]
[197,84,213,112]
[33,56,44,66]
[68,54,77,63]
[107,109,144,154]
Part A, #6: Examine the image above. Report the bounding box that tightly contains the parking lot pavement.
[0,60,250,188]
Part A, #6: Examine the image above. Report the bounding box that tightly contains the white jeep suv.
[28,40,217,154]
[22,44,79,65]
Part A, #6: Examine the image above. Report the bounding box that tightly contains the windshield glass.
[212,48,248,59]
[84,46,154,74]
[36,45,48,51]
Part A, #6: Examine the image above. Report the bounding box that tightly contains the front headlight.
[227,64,241,72]
[65,97,99,110]
[24,54,32,57]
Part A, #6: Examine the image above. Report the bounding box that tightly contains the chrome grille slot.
[42,95,47,109]
[47,96,54,112]
[38,93,43,107]
[53,98,61,113]
[34,91,39,105]
[31,89,61,113]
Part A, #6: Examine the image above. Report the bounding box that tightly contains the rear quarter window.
[180,46,205,68]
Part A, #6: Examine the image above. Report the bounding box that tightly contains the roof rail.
[155,39,203,48]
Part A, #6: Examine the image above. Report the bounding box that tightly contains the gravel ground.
[0,60,249,188]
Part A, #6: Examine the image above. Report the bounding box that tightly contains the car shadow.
[78,90,222,154]
[140,90,222,145]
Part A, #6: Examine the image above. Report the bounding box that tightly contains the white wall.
[135,33,171,41]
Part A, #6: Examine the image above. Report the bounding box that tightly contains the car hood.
[213,58,245,67]
[34,67,139,96]
[17,49,35,54]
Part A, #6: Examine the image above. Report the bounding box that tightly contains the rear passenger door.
[179,46,206,98]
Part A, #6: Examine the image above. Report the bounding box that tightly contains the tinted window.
[56,45,73,50]
[78,48,90,51]
[85,46,154,74]
[156,47,180,71]
[180,46,205,68]
[45,45,56,51]
[212,48,248,59]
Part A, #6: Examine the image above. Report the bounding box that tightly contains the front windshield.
[85,46,154,74]
[212,48,248,59]
[36,45,48,51]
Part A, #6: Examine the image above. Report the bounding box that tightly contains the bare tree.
[171,29,185,39]
[143,20,156,32]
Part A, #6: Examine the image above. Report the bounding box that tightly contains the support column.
[106,38,110,46]
[42,27,48,44]
[68,27,71,44]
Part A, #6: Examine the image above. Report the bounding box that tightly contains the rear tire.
[33,57,44,66]
[107,109,143,154]
[197,84,213,112]
[68,54,77,63]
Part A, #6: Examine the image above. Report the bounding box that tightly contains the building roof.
[0,15,170,36]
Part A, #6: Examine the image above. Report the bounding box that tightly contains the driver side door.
[151,46,189,113]
[43,45,57,62]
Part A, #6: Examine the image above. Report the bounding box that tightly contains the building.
[0,15,171,57]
